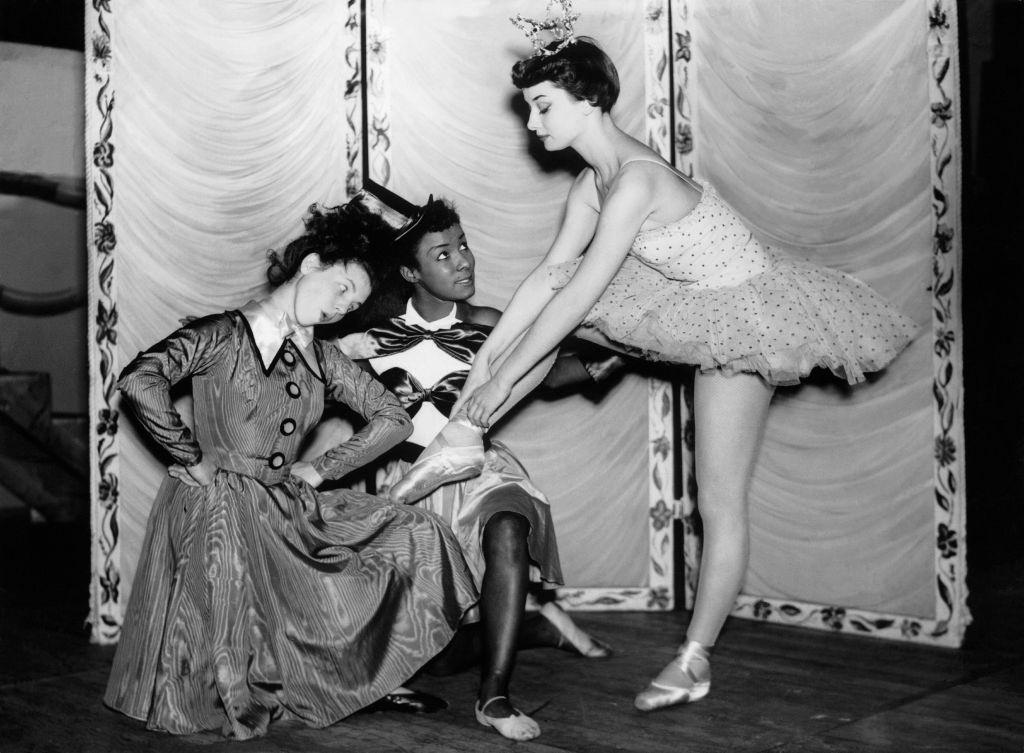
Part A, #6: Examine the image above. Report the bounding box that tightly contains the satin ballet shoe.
[388,418,484,504]
[634,640,711,712]
[475,696,541,741]
[540,602,613,658]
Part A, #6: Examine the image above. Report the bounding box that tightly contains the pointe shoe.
[634,640,711,712]
[475,696,541,741]
[540,602,613,658]
[388,418,484,504]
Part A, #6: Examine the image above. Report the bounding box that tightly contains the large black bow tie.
[377,368,467,418]
[366,319,487,364]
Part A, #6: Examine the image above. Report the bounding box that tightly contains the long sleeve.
[117,314,233,466]
[312,340,413,481]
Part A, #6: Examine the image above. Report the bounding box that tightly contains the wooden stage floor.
[1,521,1021,753]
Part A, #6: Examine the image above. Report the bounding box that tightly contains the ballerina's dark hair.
[510,36,619,112]
[265,199,395,289]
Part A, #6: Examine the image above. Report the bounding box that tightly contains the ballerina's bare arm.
[461,170,656,426]
[452,172,600,413]
[470,172,600,364]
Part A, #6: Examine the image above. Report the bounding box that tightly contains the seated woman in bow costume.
[317,193,620,742]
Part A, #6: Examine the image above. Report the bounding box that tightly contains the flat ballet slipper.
[475,696,540,741]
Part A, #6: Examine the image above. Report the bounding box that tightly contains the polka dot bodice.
[631,182,771,289]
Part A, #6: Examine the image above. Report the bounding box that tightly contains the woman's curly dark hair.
[511,37,619,112]
[266,200,395,290]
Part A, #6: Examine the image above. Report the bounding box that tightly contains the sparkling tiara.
[510,0,580,57]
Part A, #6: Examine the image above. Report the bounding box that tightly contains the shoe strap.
[479,695,509,713]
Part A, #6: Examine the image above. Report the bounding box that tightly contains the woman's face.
[403,223,475,302]
[293,257,372,327]
[522,81,591,150]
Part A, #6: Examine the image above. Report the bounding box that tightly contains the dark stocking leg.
[478,511,530,718]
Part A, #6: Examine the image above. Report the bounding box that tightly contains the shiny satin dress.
[104,306,477,739]
[361,302,563,616]
[549,166,918,385]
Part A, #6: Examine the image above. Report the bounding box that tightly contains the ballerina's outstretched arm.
[453,170,603,416]
[388,175,650,505]
[461,172,653,427]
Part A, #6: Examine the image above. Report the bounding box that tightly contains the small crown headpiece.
[510,0,580,57]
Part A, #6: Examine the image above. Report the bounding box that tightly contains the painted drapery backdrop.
[87,0,966,645]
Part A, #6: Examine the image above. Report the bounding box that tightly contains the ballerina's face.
[293,257,372,327]
[522,81,592,150]
[403,223,476,302]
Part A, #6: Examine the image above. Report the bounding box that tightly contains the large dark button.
[286,381,301,398]
[280,418,296,436]
[268,452,286,469]
[281,350,296,366]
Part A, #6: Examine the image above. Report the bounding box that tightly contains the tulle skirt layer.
[549,249,918,386]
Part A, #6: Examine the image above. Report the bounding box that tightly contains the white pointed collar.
[401,299,460,331]
[240,299,314,369]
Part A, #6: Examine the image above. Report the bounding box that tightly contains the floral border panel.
[641,0,675,613]
[364,0,390,187]
[86,0,123,645]
[924,0,969,646]
[732,594,958,645]
[344,0,363,196]
[670,0,701,611]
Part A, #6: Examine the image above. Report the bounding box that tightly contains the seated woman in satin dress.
[104,199,477,739]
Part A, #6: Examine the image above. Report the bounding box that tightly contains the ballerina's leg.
[636,369,773,711]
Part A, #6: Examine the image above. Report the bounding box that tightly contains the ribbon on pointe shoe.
[633,640,711,712]
[387,417,484,504]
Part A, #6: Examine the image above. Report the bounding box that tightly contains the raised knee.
[483,512,530,553]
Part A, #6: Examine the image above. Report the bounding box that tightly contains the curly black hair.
[511,37,619,112]
[266,199,395,289]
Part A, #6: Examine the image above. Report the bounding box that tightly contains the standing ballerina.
[395,21,918,713]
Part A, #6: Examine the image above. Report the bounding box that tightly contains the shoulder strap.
[619,157,702,193]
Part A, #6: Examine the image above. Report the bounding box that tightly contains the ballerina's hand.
[290,461,324,489]
[168,458,217,487]
[462,378,512,429]
[451,359,493,418]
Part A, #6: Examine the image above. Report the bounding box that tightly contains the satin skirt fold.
[104,472,477,738]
